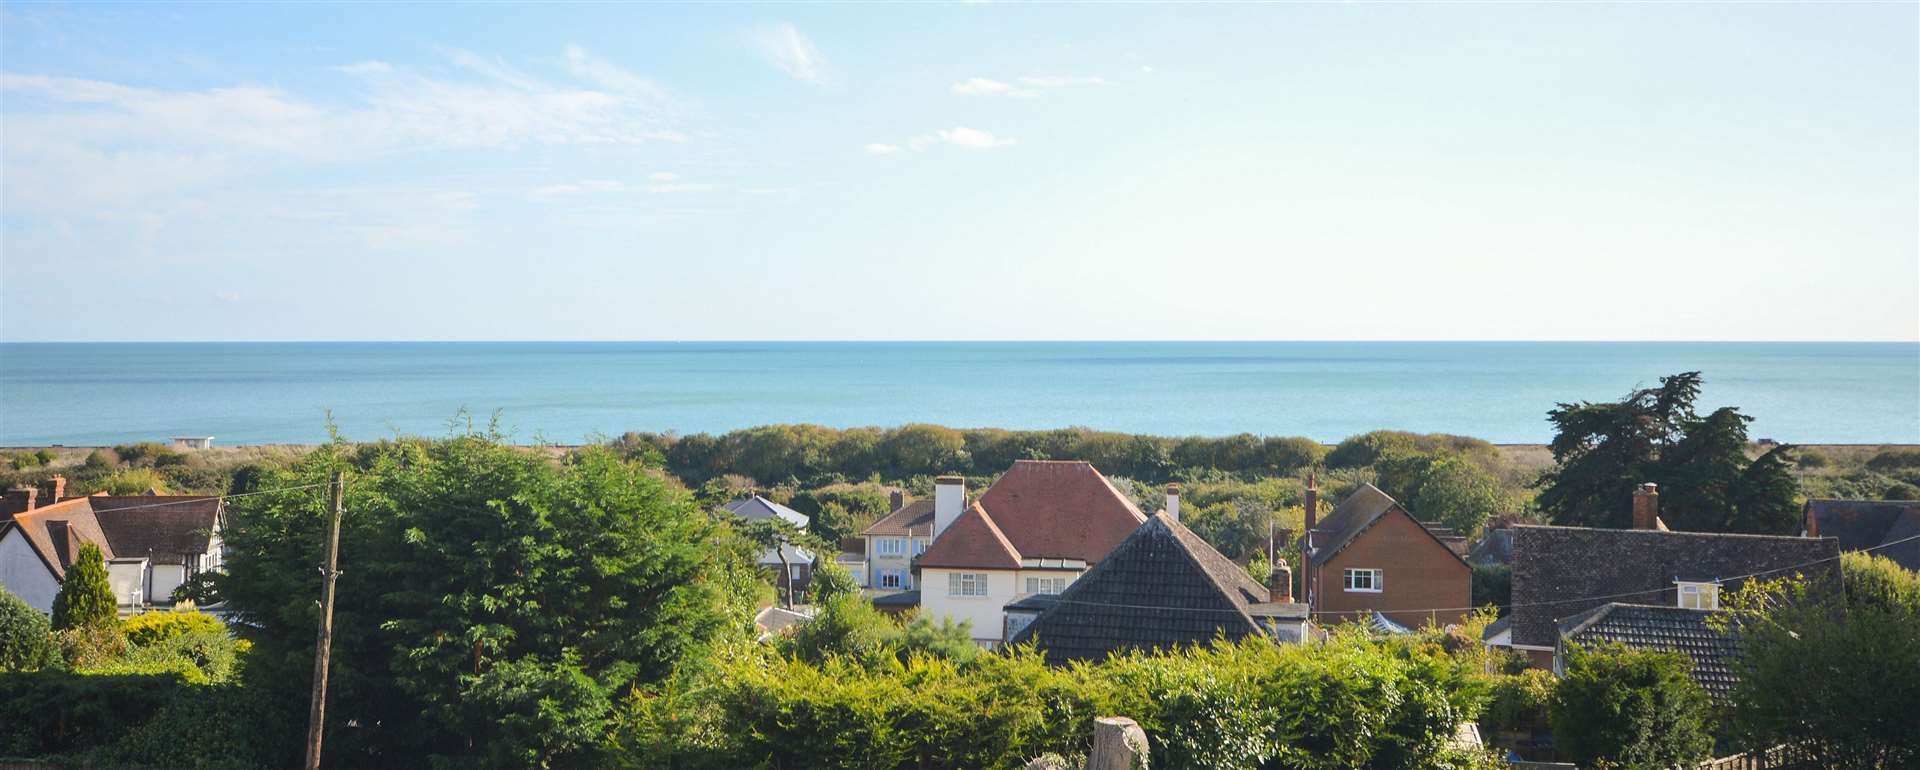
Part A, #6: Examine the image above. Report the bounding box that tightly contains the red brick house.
[1302,480,1471,630]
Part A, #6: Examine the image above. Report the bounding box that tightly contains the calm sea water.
[0,342,1915,446]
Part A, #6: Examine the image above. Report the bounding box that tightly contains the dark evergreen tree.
[50,543,117,632]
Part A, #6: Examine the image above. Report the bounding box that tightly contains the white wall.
[0,529,61,613]
[107,560,148,606]
[150,564,186,605]
[921,567,1087,644]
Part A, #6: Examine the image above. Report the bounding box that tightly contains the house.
[1505,483,1840,672]
[917,460,1149,647]
[861,490,932,590]
[170,437,215,450]
[1301,479,1472,630]
[1802,498,1920,571]
[1009,512,1309,664]
[1555,603,1741,700]
[720,496,815,600]
[1466,528,1515,567]
[1,483,225,613]
[836,537,868,587]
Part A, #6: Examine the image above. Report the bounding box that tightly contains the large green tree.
[1549,643,1715,770]
[0,587,58,672]
[1536,372,1799,533]
[50,543,117,632]
[1719,553,1920,769]
[220,432,761,769]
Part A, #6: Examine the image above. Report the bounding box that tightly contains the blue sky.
[1,2,1914,342]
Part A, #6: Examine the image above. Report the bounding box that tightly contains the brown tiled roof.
[862,499,934,537]
[1011,513,1294,664]
[973,460,1146,562]
[1559,603,1740,701]
[917,502,1021,570]
[1309,483,1469,568]
[1804,499,1920,571]
[1510,525,1839,649]
[1468,528,1515,566]
[89,496,221,564]
[7,496,112,578]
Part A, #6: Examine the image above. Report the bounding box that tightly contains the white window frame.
[1676,581,1720,610]
[876,570,902,589]
[789,564,805,581]
[948,572,989,598]
[1024,577,1067,595]
[912,537,929,556]
[1343,568,1383,593]
[876,537,906,557]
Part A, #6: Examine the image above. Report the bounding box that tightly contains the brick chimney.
[2,486,37,516]
[889,489,905,512]
[1301,470,1319,603]
[1270,556,1294,603]
[1632,483,1660,530]
[49,475,67,502]
[933,476,965,539]
[1164,483,1182,523]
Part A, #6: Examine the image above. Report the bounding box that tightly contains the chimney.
[1270,556,1294,603]
[1164,483,1182,522]
[889,489,906,512]
[49,475,67,502]
[46,520,73,569]
[1805,505,1818,538]
[933,476,965,539]
[1302,471,1319,604]
[1632,483,1660,530]
[2,487,36,515]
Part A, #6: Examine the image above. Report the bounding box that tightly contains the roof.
[721,496,812,563]
[1308,483,1468,568]
[753,606,814,639]
[868,589,921,608]
[6,496,110,578]
[863,499,934,538]
[917,460,1147,570]
[1009,513,1281,664]
[1804,499,1920,571]
[90,496,221,564]
[1482,615,1512,642]
[1467,529,1514,566]
[1559,603,1740,700]
[1004,592,1062,613]
[1509,525,1840,649]
[918,502,1021,570]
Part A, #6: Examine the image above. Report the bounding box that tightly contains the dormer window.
[1676,580,1720,610]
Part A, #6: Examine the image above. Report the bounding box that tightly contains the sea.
[0,341,1915,447]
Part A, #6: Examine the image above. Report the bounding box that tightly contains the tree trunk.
[1087,716,1149,770]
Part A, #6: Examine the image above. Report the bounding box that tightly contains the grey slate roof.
[1308,483,1469,568]
[1468,529,1515,566]
[90,496,222,565]
[863,499,935,537]
[1010,513,1282,664]
[1559,603,1740,700]
[1509,525,1840,649]
[722,496,813,563]
[1804,499,1920,571]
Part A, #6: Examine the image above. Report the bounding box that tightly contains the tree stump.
[1087,716,1149,770]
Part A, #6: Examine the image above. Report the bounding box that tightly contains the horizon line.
[4,338,1918,345]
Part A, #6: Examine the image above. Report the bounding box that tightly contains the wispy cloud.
[756,22,829,87]
[869,126,1016,155]
[529,178,716,198]
[951,74,1105,98]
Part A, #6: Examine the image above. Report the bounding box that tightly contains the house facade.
[1,486,225,613]
[860,491,932,590]
[1302,481,1471,630]
[917,461,1149,646]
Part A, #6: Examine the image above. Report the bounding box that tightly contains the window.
[790,564,805,581]
[1025,577,1068,594]
[876,537,906,556]
[878,570,906,589]
[1343,568,1383,592]
[1677,581,1720,610]
[948,572,988,597]
[912,538,929,556]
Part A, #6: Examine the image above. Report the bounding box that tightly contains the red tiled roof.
[976,460,1146,562]
[918,502,1021,570]
[7,495,112,578]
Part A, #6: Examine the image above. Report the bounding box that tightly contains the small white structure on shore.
[170,437,214,450]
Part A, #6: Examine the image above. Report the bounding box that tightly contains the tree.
[1719,554,1920,769]
[1246,552,1272,584]
[220,432,760,768]
[1377,452,1503,537]
[1536,372,1798,534]
[51,543,117,632]
[808,558,860,604]
[739,516,833,610]
[1549,643,1714,770]
[0,587,58,672]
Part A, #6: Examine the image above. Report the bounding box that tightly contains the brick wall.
[1313,510,1470,629]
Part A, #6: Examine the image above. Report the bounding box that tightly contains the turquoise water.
[0,342,1915,446]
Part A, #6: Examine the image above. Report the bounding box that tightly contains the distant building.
[170,437,215,450]
[917,461,1149,647]
[1555,603,1741,700]
[1302,481,1472,630]
[1010,512,1308,664]
[1,484,225,613]
[1802,498,1920,571]
[860,490,932,590]
[720,496,815,600]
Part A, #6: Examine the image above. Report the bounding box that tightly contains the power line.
[24,480,332,514]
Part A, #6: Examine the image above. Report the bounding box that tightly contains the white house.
[916,461,1153,647]
[0,487,224,613]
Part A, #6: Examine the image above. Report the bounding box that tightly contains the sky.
[1,2,1915,342]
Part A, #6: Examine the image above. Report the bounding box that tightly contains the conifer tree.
[50,543,117,632]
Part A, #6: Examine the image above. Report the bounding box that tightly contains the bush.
[113,442,170,464]
[1481,669,1554,736]
[1471,564,1511,615]
[84,448,120,470]
[82,468,171,495]
[123,610,225,648]
[1883,482,1920,501]
[1550,643,1714,769]
[1866,448,1920,473]
[88,682,282,770]
[0,588,59,672]
[0,669,192,757]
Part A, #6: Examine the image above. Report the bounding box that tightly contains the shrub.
[1866,448,1920,473]
[0,587,59,672]
[1550,643,1714,769]
[1470,564,1511,615]
[1481,669,1555,736]
[9,452,43,470]
[113,442,170,464]
[0,670,191,758]
[52,543,118,633]
[808,559,860,603]
[123,610,225,648]
[1883,482,1920,501]
[84,448,120,470]
[82,468,171,495]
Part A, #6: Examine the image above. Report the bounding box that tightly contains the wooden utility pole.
[304,472,345,770]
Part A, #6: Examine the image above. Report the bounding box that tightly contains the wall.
[0,529,60,612]
[922,567,1085,644]
[149,564,186,605]
[1313,510,1470,630]
[864,534,926,590]
[106,560,148,607]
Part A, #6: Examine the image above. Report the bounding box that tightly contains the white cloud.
[214,291,242,303]
[756,22,829,86]
[882,126,1016,154]
[951,77,1036,98]
[648,171,680,182]
[332,60,393,76]
[564,45,676,111]
[864,143,903,155]
[1017,75,1106,89]
[529,178,715,198]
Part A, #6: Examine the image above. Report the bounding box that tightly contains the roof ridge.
[1156,514,1263,629]
[1512,524,1832,542]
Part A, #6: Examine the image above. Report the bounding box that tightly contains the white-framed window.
[1025,577,1068,595]
[789,564,805,581]
[912,538,929,556]
[1677,581,1720,610]
[878,570,906,589]
[948,572,989,597]
[876,537,906,557]
[1343,568,1383,593]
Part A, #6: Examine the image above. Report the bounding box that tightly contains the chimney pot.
[889,489,905,511]
[1270,557,1294,604]
[49,475,67,502]
[933,476,965,539]
[1632,482,1661,531]
[1165,483,1182,522]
